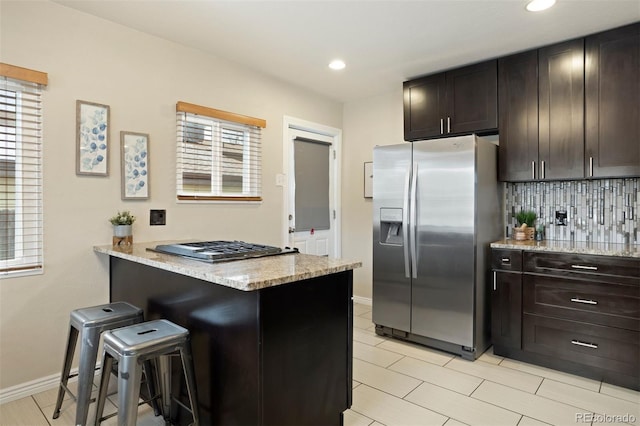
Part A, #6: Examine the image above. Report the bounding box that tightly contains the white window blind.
[176,101,265,201]
[0,63,47,277]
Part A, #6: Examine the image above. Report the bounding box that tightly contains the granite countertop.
[94,240,362,291]
[491,239,640,258]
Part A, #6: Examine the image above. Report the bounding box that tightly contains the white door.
[287,128,336,256]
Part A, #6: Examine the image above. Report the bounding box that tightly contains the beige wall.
[342,89,404,299]
[0,0,343,390]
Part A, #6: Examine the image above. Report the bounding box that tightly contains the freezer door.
[372,143,412,332]
[410,136,476,347]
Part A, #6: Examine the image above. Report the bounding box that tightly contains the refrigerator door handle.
[403,167,411,279]
[410,162,418,279]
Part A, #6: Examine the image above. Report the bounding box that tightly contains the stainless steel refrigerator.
[372,135,501,360]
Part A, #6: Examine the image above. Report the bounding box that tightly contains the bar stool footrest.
[97,395,162,424]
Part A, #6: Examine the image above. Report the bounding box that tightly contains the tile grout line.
[469,377,630,426]
[497,362,602,393]
[31,395,53,426]
[534,378,640,417]
[353,383,451,424]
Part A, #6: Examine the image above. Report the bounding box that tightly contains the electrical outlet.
[150,209,166,226]
[555,210,567,226]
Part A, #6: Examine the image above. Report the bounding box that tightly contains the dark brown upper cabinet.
[404,60,497,141]
[403,73,446,140]
[538,38,585,180]
[585,22,640,178]
[498,51,539,181]
[498,39,585,182]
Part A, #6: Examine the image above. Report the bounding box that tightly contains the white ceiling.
[53,0,640,103]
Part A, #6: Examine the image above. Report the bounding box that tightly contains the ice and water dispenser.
[379,208,404,245]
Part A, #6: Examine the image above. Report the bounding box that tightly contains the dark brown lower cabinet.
[491,248,640,390]
[491,270,522,350]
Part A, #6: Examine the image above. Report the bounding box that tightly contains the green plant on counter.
[516,210,537,227]
[109,210,136,225]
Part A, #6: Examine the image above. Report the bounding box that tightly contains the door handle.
[571,340,598,349]
[410,163,418,279]
[493,271,497,291]
[403,167,411,279]
[532,161,536,180]
[571,264,598,271]
[541,160,545,179]
[570,298,597,305]
[288,227,295,234]
[440,118,444,135]
[447,117,451,133]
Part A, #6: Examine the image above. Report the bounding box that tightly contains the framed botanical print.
[120,131,150,200]
[76,100,110,176]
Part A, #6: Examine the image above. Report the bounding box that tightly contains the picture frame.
[364,161,373,198]
[120,131,150,200]
[76,100,110,176]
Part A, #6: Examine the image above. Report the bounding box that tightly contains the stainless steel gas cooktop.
[151,240,298,263]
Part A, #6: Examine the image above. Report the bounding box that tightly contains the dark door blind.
[0,63,47,277]
[294,138,331,231]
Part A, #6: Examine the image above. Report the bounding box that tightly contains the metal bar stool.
[94,319,199,426]
[52,301,159,426]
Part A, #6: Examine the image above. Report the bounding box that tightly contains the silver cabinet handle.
[571,298,598,305]
[501,257,510,263]
[589,156,593,177]
[571,340,598,349]
[440,118,444,135]
[493,271,497,291]
[447,117,451,133]
[571,264,598,271]
[532,161,536,180]
[541,160,545,179]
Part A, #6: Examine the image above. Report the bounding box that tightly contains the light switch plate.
[276,174,286,187]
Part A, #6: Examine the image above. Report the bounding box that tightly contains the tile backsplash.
[505,178,639,244]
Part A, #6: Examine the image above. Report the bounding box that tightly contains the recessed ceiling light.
[526,0,556,12]
[329,60,346,70]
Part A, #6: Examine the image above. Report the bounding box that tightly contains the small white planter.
[113,224,132,238]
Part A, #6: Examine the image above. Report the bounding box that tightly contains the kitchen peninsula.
[94,241,361,425]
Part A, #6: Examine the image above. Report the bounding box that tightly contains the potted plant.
[514,210,536,240]
[109,210,136,238]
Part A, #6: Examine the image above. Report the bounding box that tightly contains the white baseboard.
[0,367,86,405]
[353,295,372,306]
[0,372,63,405]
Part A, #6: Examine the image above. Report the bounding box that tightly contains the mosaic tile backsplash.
[505,178,639,245]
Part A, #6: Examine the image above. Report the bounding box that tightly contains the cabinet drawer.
[492,249,522,271]
[523,275,640,330]
[524,252,640,283]
[523,314,639,377]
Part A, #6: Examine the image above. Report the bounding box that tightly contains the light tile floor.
[1,302,638,425]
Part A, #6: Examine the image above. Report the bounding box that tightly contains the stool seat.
[53,302,159,426]
[70,302,142,329]
[95,319,199,426]
[104,319,189,357]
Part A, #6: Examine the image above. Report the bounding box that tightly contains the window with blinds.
[0,63,47,277]
[176,101,265,202]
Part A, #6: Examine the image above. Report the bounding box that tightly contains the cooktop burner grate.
[151,240,298,262]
